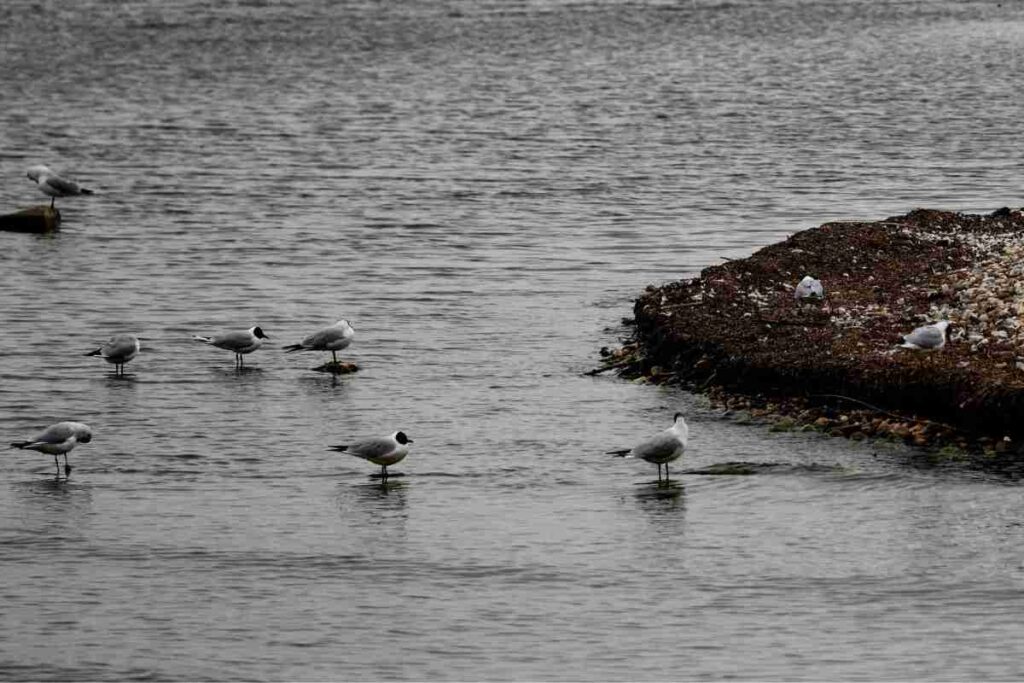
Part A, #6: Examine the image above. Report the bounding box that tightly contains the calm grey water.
[2,0,1024,679]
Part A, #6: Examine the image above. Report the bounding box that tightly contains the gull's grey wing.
[212,330,253,351]
[44,174,82,194]
[103,334,139,359]
[904,326,943,348]
[632,431,684,462]
[301,326,346,349]
[32,422,79,445]
[347,437,397,460]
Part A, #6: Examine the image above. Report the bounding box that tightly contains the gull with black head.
[193,326,268,369]
[330,430,413,482]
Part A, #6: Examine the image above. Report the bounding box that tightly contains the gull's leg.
[50,196,55,209]
[381,465,388,482]
[63,454,72,477]
[332,350,338,364]
[665,464,670,482]
[53,455,60,478]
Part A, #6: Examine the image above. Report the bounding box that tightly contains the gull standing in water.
[26,165,94,209]
[329,430,413,482]
[900,321,951,350]
[609,413,689,482]
[85,334,140,376]
[10,421,93,479]
[193,326,268,369]
[283,319,355,364]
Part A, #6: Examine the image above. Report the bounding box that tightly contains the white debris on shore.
[912,215,1024,357]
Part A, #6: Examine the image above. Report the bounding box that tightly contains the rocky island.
[601,208,1024,471]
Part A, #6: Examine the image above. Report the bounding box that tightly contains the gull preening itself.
[794,275,824,300]
[283,319,355,364]
[610,413,689,482]
[85,334,140,376]
[10,421,93,479]
[26,165,94,209]
[900,321,951,350]
[329,430,413,482]
[193,326,268,369]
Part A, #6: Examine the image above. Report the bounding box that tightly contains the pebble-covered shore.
[598,208,1024,471]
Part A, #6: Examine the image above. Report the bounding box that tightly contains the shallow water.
[2,0,1024,679]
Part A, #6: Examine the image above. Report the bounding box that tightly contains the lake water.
[2,0,1024,679]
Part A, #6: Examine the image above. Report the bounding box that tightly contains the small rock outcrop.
[604,208,1024,459]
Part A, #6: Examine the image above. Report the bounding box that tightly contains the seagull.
[609,413,689,482]
[794,275,824,299]
[900,321,951,350]
[329,430,413,482]
[193,326,268,369]
[26,165,94,209]
[85,334,140,377]
[10,421,93,478]
[283,319,355,364]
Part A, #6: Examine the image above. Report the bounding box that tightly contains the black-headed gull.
[900,321,951,350]
[85,334,140,377]
[329,430,413,482]
[610,413,689,482]
[283,319,355,364]
[26,165,94,209]
[193,326,268,369]
[10,421,93,478]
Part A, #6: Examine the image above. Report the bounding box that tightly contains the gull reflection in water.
[633,480,686,520]
[336,478,409,528]
[12,478,95,536]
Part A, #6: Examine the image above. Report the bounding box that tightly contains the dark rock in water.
[313,361,359,375]
[617,207,1024,451]
[683,461,842,476]
[0,205,60,233]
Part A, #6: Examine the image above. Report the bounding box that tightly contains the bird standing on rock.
[10,421,93,479]
[609,413,689,482]
[900,321,951,350]
[26,165,94,209]
[283,319,355,364]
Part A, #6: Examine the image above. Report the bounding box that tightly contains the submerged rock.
[313,360,359,375]
[0,205,60,233]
